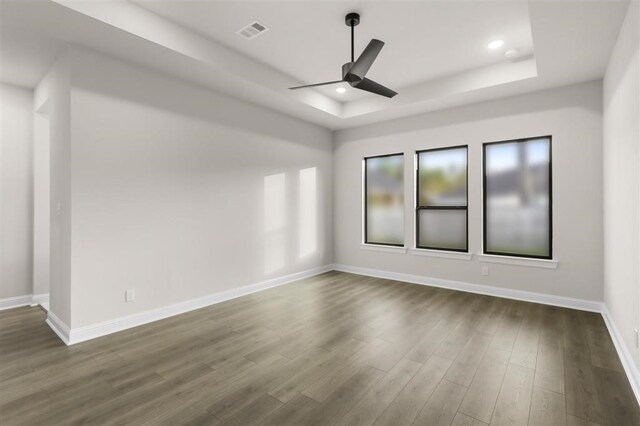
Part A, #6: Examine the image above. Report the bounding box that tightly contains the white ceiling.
[0,26,64,90]
[130,0,535,102]
[0,0,630,130]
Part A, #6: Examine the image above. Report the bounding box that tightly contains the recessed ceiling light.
[487,40,504,50]
[336,87,346,93]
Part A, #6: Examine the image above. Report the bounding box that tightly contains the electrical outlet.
[125,289,135,303]
[481,266,489,276]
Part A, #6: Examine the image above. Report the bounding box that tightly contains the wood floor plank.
[374,355,452,426]
[259,393,318,426]
[207,351,302,420]
[444,331,492,387]
[143,402,222,425]
[300,365,385,425]
[366,314,439,372]
[413,379,467,426]
[566,414,603,426]
[564,346,606,424]
[336,358,421,425]
[452,412,489,426]
[564,309,588,349]
[490,363,534,426]
[168,410,221,426]
[222,393,282,425]
[301,338,390,403]
[488,309,523,353]
[458,348,511,423]
[434,296,491,360]
[509,308,541,369]
[528,386,566,426]
[268,346,342,403]
[405,317,459,363]
[474,297,510,336]
[538,305,565,349]
[534,342,565,394]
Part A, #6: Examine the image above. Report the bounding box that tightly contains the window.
[483,136,552,259]
[364,154,404,246]
[416,146,468,252]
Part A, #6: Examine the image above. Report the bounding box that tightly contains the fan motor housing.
[342,62,360,83]
[345,13,360,27]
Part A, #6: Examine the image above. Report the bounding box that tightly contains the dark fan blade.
[352,78,397,98]
[347,39,384,81]
[289,80,343,90]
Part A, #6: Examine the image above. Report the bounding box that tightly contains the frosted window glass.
[484,138,551,258]
[416,146,468,251]
[365,155,404,245]
[418,210,467,250]
[418,147,467,206]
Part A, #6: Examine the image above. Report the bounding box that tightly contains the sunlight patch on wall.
[298,167,317,258]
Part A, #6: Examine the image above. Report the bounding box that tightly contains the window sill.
[410,248,472,260]
[360,244,407,254]
[476,254,558,269]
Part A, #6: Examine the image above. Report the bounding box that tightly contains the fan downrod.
[345,13,360,27]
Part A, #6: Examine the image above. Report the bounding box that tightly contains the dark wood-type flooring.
[1,271,638,425]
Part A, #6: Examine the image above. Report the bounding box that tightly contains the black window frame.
[363,152,405,247]
[482,135,553,260]
[415,145,469,253]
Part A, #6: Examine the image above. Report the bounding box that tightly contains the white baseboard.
[0,295,33,310]
[46,311,71,345]
[53,264,333,345]
[332,264,602,312]
[601,305,640,404]
[0,293,50,311]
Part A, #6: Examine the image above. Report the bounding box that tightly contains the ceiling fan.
[289,13,397,98]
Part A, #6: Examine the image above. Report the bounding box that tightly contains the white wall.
[334,81,604,302]
[0,84,34,299]
[34,52,72,325]
[603,0,639,372]
[32,107,50,297]
[67,49,333,328]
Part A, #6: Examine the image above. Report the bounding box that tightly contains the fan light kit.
[289,12,397,98]
[488,40,504,49]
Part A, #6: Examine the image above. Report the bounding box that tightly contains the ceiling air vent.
[237,21,268,40]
